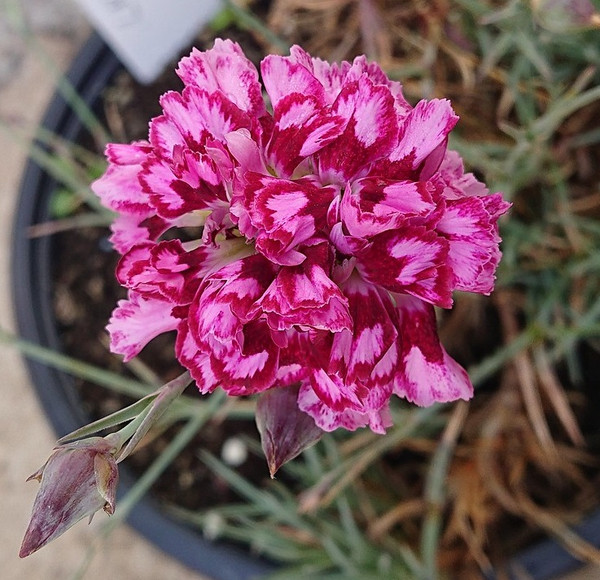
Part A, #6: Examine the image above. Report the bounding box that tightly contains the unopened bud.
[533,0,600,32]
[256,385,323,478]
[20,437,119,558]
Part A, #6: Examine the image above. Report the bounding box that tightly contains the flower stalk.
[20,371,193,557]
[114,370,192,462]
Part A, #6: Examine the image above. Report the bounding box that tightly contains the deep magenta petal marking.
[393,295,473,406]
[356,228,454,308]
[95,40,509,441]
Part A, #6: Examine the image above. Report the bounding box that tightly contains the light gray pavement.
[0,2,597,579]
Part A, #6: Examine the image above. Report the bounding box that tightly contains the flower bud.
[533,0,600,32]
[256,385,323,478]
[19,437,119,558]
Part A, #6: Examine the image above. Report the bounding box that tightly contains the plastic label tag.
[75,0,223,84]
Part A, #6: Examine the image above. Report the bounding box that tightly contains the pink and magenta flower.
[93,40,510,435]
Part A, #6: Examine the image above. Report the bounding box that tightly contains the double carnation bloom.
[93,40,510,434]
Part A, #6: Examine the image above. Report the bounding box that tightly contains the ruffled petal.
[283,46,410,114]
[107,292,179,361]
[482,192,512,220]
[261,52,327,110]
[276,331,311,385]
[250,241,352,332]
[356,228,454,308]
[92,142,151,214]
[108,213,170,255]
[225,129,267,175]
[176,39,265,117]
[148,114,186,162]
[116,239,236,305]
[115,242,158,295]
[175,320,217,394]
[316,77,397,182]
[104,141,151,165]
[210,319,280,395]
[393,296,473,406]
[158,87,252,151]
[436,150,489,199]
[308,368,363,411]
[195,253,279,323]
[239,173,338,265]
[436,193,510,294]
[376,99,458,179]
[180,255,282,394]
[266,93,346,177]
[331,276,398,384]
[296,52,351,104]
[293,277,398,432]
[340,178,438,238]
[298,381,392,433]
[390,99,459,170]
[141,152,227,220]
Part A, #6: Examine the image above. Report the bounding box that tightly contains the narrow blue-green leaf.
[57,394,157,444]
[0,327,154,397]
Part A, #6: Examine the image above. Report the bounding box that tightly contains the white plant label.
[75,0,224,84]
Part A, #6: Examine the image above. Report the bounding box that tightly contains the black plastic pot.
[11,33,600,580]
[11,33,274,580]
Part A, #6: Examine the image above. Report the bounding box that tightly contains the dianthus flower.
[93,40,510,434]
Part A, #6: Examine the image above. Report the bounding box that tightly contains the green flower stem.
[71,389,227,580]
[1,326,257,423]
[57,394,158,445]
[116,371,193,462]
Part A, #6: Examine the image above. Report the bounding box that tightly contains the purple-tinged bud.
[20,437,119,558]
[256,385,323,478]
[533,0,600,31]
